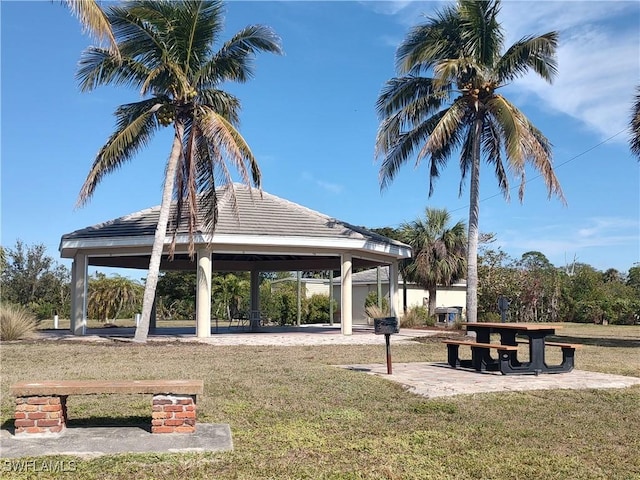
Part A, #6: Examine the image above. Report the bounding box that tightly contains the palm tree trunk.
[134,122,184,342]
[466,117,482,324]
[428,286,437,317]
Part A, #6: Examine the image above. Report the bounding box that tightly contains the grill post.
[374,317,399,375]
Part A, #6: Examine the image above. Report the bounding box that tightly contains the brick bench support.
[14,395,68,436]
[152,395,197,434]
[11,380,203,437]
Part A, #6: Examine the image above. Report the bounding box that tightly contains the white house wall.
[320,282,466,324]
[305,282,329,297]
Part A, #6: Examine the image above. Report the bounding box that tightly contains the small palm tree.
[630,86,640,160]
[75,1,282,341]
[212,274,248,321]
[88,274,143,322]
[400,208,466,317]
[376,0,564,323]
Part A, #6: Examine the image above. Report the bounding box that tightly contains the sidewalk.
[340,362,640,398]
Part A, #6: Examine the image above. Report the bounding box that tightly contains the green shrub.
[365,291,389,311]
[304,294,331,324]
[400,305,431,328]
[1,303,37,341]
[479,312,501,323]
[364,304,390,320]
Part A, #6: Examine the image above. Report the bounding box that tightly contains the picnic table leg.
[543,346,576,373]
[526,332,547,375]
[447,344,460,368]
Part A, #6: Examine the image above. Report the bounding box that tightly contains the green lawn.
[1,324,639,479]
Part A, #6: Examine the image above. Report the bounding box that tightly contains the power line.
[376,128,629,226]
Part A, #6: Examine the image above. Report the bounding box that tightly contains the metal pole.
[296,270,301,326]
[329,271,334,326]
[385,333,392,374]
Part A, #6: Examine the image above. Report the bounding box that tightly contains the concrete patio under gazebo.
[59,184,412,337]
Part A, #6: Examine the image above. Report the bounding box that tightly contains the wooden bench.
[443,339,519,372]
[10,380,204,436]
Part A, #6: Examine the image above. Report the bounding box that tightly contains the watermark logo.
[3,460,77,473]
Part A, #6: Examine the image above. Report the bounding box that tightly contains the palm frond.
[170,0,225,75]
[485,94,526,164]
[630,86,640,160]
[64,0,119,56]
[198,89,241,125]
[197,24,282,87]
[482,118,509,198]
[496,32,558,84]
[377,110,448,190]
[488,95,564,203]
[420,99,468,159]
[77,99,162,206]
[458,0,503,67]
[76,47,150,92]
[376,76,446,119]
[396,4,462,74]
[198,107,261,187]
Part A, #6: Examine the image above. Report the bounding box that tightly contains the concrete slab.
[340,362,640,398]
[0,423,233,459]
[34,325,441,346]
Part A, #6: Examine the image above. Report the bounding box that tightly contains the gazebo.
[59,184,412,336]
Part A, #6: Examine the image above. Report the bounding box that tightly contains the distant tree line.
[2,240,638,325]
[477,239,640,325]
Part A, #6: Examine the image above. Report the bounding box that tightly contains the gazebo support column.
[196,249,212,338]
[389,261,399,318]
[70,254,88,336]
[250,270,260,331]
[341,253,353,335]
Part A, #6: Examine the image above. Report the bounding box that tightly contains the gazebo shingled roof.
[60,184,411,272]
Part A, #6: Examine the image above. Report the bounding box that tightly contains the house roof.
[331,266,467,287]
[59,184,411,272]
[276,267,466,287]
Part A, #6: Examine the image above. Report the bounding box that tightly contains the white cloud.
[500,2,640,142]
[301,172,344,194]
[371,1,640,143]
[499,216,639,267]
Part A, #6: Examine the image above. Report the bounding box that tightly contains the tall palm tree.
[630,86,640,160]
[400,208,466,317]
[75,0,282,342]
[376,0,564,323]
[63,0,118,56]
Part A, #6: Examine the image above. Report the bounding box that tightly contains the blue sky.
[1,0,639,276]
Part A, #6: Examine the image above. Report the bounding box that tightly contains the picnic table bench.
[444,323,582,375]
[443,340,519,372]
[10,379,203,436]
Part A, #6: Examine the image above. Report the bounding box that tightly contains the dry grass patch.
[1,324,639,479]
[0,304,37,341]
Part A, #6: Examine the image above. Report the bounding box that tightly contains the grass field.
[1,324,639,479]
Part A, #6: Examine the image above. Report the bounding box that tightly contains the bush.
[479,312,501,323]
[400,305,431,328]
[304,294,331,324]
[365,304,390,320]
[1,303,37,341]
[365,291,389,311]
